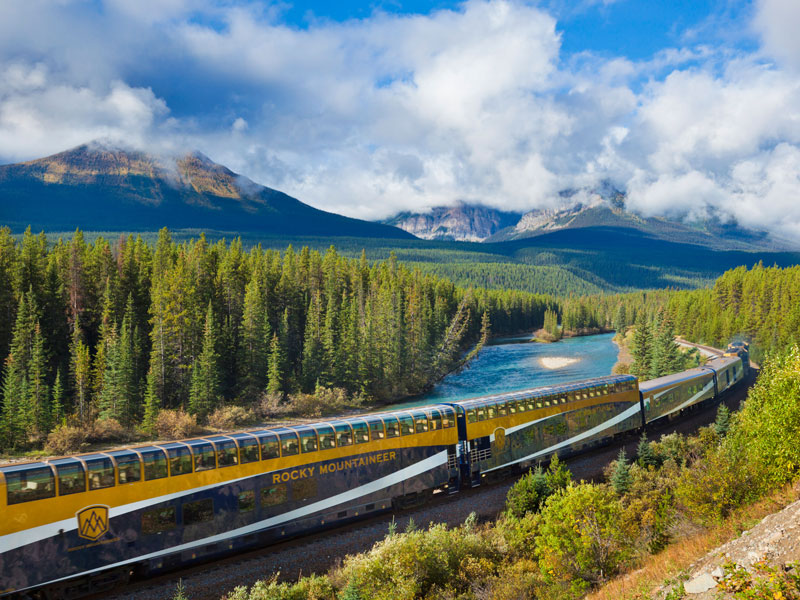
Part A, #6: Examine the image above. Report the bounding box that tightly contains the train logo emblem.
[77,505,109,541]
[493,428,506,451]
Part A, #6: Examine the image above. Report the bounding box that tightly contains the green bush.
[332,519,501,600]
[534,483,634,595]
[725,346,800,490]
[223,575,335,600]
[505,455,572,519]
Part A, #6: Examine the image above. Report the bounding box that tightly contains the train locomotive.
[0,349,748,598]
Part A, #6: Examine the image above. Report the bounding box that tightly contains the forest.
[555,263,800,363]
[0,227,554,450]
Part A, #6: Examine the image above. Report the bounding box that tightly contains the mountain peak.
[382,202,522,242]
[0,143,412,239]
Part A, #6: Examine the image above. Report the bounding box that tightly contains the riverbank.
[611,329,633,374]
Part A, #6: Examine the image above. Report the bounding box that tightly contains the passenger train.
[0,345,749,598]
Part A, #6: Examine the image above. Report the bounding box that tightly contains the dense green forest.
[31,226,800,297]
[553,263,800,363]
[0,227,554,449]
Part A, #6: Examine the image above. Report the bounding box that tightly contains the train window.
[293,478,317,502]
[238,438,259,464]
[440,407,455,428]
[215,440,239,467]
[142,506,176,534]
[368,419,385,441]
[486,404,497,419]
[141,449,168,481]
[298,429,318,453]
[527,399,536,411]
[412,411,429,433]
[561,396,567,405]
[428,409,442,430]
[262,484,287,507]
[507,401,517,415]
[258,434,280,460]
[334,423,353,446]
[317,425,336,449]
[183,499,214,525]
[497,402,507,417]
[167,447,193,476]
[192,443,217,471]
[112,453,141,484]
[4,465,55,505]
[86,457,115,490]
[383,417,400,438]
[350,421,370,444]
[238,490,256,512]
[398,415,415,436]
[476,406,487,421]
[56,462,86,496]
[280,432,300,456]
[466,408,477,423]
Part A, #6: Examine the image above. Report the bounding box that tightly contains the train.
[0,344,749,599]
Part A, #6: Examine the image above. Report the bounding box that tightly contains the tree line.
[0,227,555,449]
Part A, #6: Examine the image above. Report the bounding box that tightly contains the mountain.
[0,143,412,239]
[382,202,522,242]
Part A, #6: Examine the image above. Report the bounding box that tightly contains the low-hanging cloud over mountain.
[0,0,799,238]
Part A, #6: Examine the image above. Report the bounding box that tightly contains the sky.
[1,0,799,238]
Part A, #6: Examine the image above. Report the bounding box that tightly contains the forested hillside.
[0,227,553,450]
[547,264,800,363]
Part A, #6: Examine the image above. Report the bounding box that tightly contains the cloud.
[0,0,799,236]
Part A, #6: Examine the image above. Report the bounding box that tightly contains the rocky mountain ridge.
[0,143,412,239]
[382,202,521,242]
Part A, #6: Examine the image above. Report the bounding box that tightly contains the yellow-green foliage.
[223,575,335,600]
[534,483,634,596]
[331,517,502,600]
[727,346,800,488]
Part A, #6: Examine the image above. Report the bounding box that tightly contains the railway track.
[99,360,758,600]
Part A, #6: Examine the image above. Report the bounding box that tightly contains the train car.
[639,366,717,424]
[446,375,640,484]
[724,342,750,376]
[639,355,744,425]
[0,406,459,598]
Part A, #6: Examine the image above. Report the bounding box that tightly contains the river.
[391,332,619,409]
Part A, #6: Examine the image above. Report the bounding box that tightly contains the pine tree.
[51,368,64,425]
[714,404,731,437]
[70,315,92,424]
[239,274,270,402]
[301,291,324,391]
[631,311,653,379]
[189,304,222,419]
[610,448,632,495]
[650,311,683,378]
[142,370,160,434]
[636,433,659,469]
[29,322,51,435]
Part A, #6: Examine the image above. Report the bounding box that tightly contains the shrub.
[534,483,634,593]
[332,519,502,600]
[154,409,202,440]
[223,575,335,600]
[725,345,800,490]
[287,386,361,418]
[88,417,132,443]
[45,424,88,455]
[608,449,632,495]
[506,466,550,518]
[207,405,256,430]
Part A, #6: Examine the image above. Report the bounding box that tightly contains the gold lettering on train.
[273,451,397,482]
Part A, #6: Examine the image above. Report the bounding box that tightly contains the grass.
[588,483,800,600]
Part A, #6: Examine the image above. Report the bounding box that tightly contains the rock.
[685,572,718,594]
[711,566,725,580]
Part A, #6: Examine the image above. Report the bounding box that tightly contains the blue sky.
[1,0,799,237]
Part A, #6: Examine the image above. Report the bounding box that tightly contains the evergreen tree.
[650,311,682,378]
[714,404,731,437]
[631,311,653,379]
[29,322,51,435]
[51,368,64,425]
[301,292,324,391]
[609,448,632,495]
[266,333,285,396]
[636,433,659,469]
[70,315,92,424]
[239,274,270,402]
[189,304,222,419]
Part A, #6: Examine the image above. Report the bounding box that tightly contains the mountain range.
[383,187,792,252]
[0,143,411,239]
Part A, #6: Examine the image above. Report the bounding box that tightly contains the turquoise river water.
[392,333,619,409]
